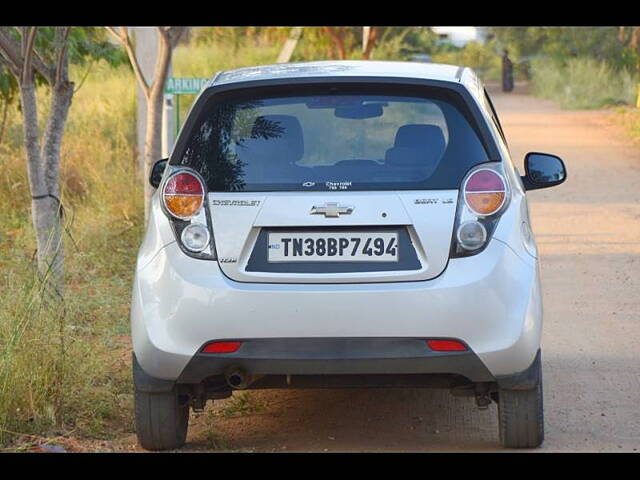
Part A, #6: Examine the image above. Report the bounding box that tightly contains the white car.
[131,61,566,450]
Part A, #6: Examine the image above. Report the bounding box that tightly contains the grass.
[612,106,640,143]
[0,59,139,447]
[0,38,294,449]
[530,57,638,109]
[212,392,266,419]
[528,56,640,141]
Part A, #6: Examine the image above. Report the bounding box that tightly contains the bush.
[530,57,638,109]
[431,42,502,82]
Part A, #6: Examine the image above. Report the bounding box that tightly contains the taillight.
[162,171,204,219]
[463,169,506,217]
[450,163,510,258]
[160,167,216,260]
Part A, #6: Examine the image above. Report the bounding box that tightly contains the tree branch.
[166,26,186,49]
[8,27,55,85]
[0,28,23,77]
[54,27,71,86]
[106,26,150,98]
[150,27,172,99]
[0,50,19,77]
[22,27,37,84]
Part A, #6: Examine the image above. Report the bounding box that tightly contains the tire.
[134,386,190,451]
[497,358,544,448]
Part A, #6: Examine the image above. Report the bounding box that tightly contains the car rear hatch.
[171,81,495,283]
[210,190,458,283]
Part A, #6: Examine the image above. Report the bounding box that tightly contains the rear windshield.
[173,85,491,191]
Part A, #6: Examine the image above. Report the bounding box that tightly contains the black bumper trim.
[495,349,542,390]
[132,354,176,393]
[176,337,496,385]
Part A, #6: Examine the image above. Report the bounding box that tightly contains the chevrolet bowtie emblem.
[310,202,354,218]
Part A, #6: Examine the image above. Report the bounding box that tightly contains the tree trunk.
[362,27,379,60]
[142,33,171,220]
[39,80,73,293]
[276,27,303,63]
[323,27,348,60]
[0,97,8,144]
[143,88,163,219]
[19,75,73,295]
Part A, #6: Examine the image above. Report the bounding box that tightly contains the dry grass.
[0,60,139,447]
[611,106,640,143]
[0,40,290,449]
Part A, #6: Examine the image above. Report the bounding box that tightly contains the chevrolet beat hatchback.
[131,61,567,450]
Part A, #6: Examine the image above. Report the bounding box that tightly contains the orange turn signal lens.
[465,191,506,215]
[164,195,203,218]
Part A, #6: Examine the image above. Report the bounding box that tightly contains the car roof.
[211,60,470,87]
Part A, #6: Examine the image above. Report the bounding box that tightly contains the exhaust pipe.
[224,368,262,390]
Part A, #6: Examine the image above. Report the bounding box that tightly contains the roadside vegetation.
[489,27,640,140]
[0,59,139,447]
[529,57,637,109]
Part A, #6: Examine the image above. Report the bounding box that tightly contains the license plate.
[267,232,399,263]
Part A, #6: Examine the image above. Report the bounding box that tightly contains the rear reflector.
[202,341,242,354]
[426,339,468,352]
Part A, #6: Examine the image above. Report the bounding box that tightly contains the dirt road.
[121,87,640,452]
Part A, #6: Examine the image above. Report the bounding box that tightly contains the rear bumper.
[176,337,495,384]
[131,238,541,382]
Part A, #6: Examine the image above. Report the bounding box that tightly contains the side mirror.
[149,159,168,188]
[522,152,567,190]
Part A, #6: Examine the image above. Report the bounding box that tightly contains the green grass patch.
[530,57,638,109]
[213,392,266,418]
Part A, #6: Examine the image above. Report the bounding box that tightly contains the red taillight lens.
[202,341,242,354]
[163,171,204,219]
[426,339,468,352]
[464,169,506,216]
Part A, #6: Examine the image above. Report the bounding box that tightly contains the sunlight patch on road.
[530,202,640,255]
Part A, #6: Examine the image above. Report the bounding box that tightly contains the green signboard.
[165,77,209,94]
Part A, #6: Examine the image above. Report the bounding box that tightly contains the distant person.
[502,49,514,93]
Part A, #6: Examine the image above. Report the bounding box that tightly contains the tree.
[617,27,640,107]
[0,27,122,294]
[488,27,634,66]
[0,62,17,145]
[362,27,379,60]
[276,27,303,63]
[298,27,435,61]
[106,27,186,220]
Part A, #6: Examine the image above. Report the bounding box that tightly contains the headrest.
[394,124,446,151]
[237,114,304,166]
[385,124,447,170]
